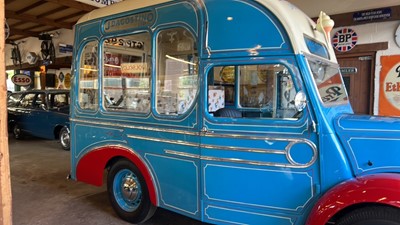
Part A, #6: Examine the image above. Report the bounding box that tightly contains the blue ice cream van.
[69,0,400,224]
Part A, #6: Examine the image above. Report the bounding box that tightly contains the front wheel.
[336,206,400,225]
[107,159,156,224]
[59,126,70,151]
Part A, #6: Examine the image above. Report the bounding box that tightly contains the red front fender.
[76,145,158,206]
[307,173,400,225]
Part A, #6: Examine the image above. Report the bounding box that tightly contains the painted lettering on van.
[104,12,154,32]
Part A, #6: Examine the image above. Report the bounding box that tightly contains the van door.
[200,60,319,225]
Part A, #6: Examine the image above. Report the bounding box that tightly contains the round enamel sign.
[332,28,358,52]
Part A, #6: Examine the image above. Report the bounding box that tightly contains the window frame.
[154,25,199,118]
[77,39,100,112]
[100,31,153,115]
[205,59,306,124]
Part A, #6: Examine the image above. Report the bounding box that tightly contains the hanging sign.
[379,55,400,116]
[332,28,358,52]
[74,0,123,7]
[11,74,32,86]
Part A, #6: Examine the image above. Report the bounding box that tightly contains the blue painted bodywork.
[69,0,400,224]
[334,114,400,176]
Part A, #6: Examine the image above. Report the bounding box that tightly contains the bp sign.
[332,28,358,52]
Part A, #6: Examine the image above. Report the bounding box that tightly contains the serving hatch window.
[102,32,152,113]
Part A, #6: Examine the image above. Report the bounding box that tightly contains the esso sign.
[11,74,32,86]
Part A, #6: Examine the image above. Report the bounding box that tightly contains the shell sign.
[379,55,400,116]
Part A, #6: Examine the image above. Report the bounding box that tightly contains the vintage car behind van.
[8,89,70,150]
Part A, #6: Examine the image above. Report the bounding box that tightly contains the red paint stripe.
[76,146,158,206]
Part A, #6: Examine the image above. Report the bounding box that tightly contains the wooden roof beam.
[37,5,70,19]
[16,0,47,15]
[44,0,97,12]
[6,10,73,29]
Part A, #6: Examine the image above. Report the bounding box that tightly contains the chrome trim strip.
[285,140,318,167]
[165,150,200,159]
[200,144,285,154]
[205,132,306,142]
[70,118,198,136]
[129,134,317,168]
[73,119,317,168]
[127,134,198,147]
[166,149,316,169]
[201,156,296,168]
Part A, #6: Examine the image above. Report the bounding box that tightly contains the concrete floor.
[10,136,205,225]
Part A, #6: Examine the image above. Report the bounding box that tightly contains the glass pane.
[156,27,198,115]
[208,64,298,119]
[238,64,297,118]
[79,41,99,110]
[103,33,151,113]
[306,55,349,106]
[304,36,329,59]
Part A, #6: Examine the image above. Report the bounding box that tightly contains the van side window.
[102,32,152,113]
[78,41,99,110]
[208,64,298,119]
[156,27,198,115]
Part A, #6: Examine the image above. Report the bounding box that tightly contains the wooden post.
[0,2,13,225]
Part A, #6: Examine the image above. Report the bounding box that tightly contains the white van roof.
[77,0,172,24]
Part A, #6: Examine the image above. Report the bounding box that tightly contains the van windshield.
[306,54,349,106]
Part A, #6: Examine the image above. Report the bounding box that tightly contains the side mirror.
[294,91,307,112]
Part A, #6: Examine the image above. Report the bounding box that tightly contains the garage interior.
[2,0,400,224]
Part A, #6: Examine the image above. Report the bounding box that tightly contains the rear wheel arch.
[76,146,158,206]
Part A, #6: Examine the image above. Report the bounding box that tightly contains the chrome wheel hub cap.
[121,175,139,201]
